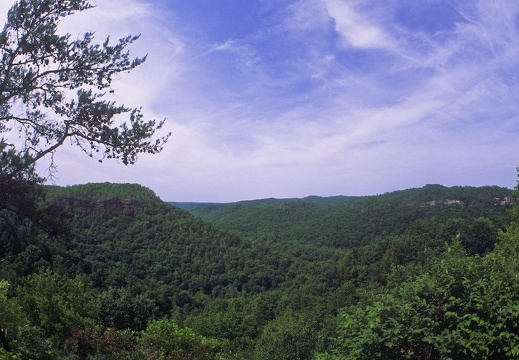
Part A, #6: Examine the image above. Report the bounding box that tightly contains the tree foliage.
[0,0,169,177]
[316,213,519,359]
[175,184,512,249]
[0,180,516,358]
[316,240,519,359]
[139,319,233,360]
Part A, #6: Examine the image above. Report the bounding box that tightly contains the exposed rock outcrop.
[53,197,141,212]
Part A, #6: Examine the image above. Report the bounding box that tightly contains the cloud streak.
[0,0,518,201]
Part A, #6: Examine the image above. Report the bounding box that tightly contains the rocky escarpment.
[52,197,141,212]
[494,196,516,206]
[419,196,515,208]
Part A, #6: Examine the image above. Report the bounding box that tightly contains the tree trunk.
[0,327,12,353]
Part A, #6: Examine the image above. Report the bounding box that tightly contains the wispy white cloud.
[1,0,518,201]
[283,0,330,31]
[148,0,519,200]
[324,0,398,50]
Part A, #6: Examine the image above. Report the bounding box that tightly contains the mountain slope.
[1,181,516,359]
[46,183,289,295]
[173,184,514,247]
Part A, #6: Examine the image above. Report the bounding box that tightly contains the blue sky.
[1,0,518,202]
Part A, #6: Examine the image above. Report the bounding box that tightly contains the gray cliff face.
[420,196,516,208]
[496,196,516,206]
[53,197,141,212]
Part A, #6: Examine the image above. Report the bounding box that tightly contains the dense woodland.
[2,1,519,357]
[0,180,518,359]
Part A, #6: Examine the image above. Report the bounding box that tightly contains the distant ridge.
[172,184,514,207]
[172,184,514,248]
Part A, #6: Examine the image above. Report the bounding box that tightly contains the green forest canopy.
[0,181,518,358]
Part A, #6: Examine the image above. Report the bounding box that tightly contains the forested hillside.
[1,181,518,359]
[174,184,513,249]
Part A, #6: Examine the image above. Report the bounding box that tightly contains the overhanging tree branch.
[0,0,170,179]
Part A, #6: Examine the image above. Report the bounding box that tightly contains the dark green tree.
[15,270,97,343]
[97,286,158,331]
[139,318,232,360]
[254,310,319,360]
[0,0,170,177]
[317,237,519,359]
